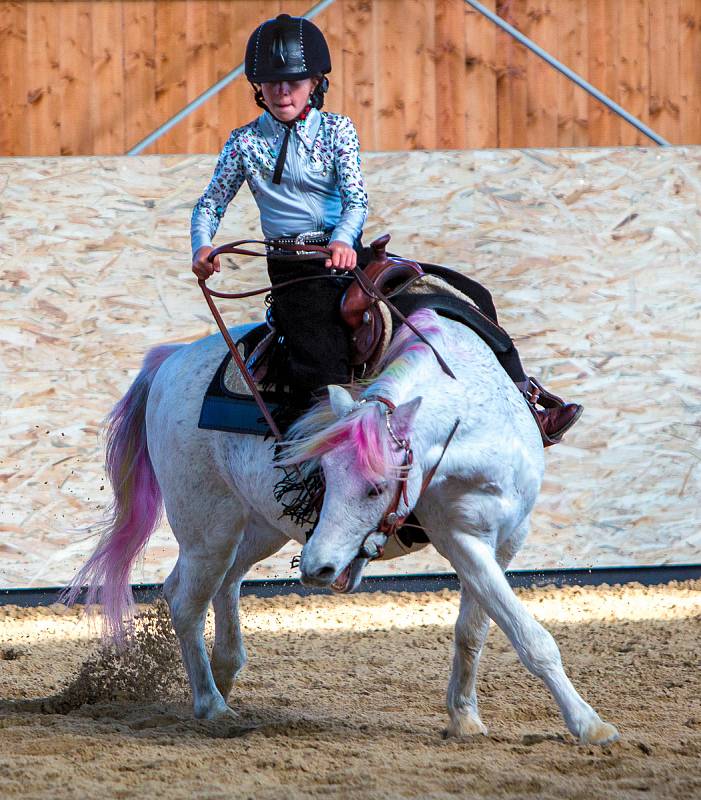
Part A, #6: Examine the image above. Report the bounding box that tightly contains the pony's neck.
[362,316,456,468]
[362,310,446,405]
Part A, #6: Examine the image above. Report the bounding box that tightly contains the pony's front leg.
[446,589,490,737]
[446,529,525,738]
[210,516,288,700]
[436,531,619,745]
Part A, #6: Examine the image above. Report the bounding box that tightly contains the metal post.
[464,0,670,147]
[127,0,339,156]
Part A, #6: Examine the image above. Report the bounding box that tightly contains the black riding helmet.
[245,13,331,112]
[245,13,331,83]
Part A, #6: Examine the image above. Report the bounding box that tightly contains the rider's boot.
[517,377,583,447]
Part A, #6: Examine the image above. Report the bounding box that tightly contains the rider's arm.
[328,115,368,248]
[190,129,246,258]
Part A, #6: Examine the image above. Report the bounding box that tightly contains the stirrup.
[525,403,560,447]
[521,377,582,447]
[524,377,563,409]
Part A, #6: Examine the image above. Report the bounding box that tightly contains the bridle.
[356,396,460,560]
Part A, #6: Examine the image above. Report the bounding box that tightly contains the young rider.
[190,12,581,445]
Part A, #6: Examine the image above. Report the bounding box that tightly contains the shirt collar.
[260,108,321,151]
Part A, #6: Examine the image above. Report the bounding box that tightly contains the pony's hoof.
[212,705,239,721]
[579,719,619,746]
[444,714,488,739]
[194,698,238,721]
[212,674,234,702]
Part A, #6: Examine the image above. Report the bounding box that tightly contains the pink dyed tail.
[61,344,182,641]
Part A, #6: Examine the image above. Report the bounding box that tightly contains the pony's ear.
[391,396,422,440]
[328,385,355,418]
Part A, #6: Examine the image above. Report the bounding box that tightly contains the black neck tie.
[272,123,294,185]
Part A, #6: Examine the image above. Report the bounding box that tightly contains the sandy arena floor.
[0,581,700,800]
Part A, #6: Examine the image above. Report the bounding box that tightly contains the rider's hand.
[192,246,220,280]
[325,240,357,271]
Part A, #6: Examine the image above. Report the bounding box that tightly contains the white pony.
[66,308,618,745]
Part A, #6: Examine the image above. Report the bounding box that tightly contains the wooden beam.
[343,0,375,150]
[649,0,680,144]
[154,0,187,154]
[124,0,157,153]
[524,0,559,148]
[59,2,93,156]
[618,0,649,146]
[91,1,125,155]
[465,0,498,149]
[496,0,529,148]
[588,0,619,146]
[26,1,60,156]
[556,0,589,146]
[678,0,700,144]
[436,0,468,149]
[375,0,406,150]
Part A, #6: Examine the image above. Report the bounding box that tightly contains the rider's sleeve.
[190,130,246,257]
[329,116,369,247]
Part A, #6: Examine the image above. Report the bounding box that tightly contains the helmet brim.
[248,67,330,84]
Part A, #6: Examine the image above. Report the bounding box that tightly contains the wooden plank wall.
[1,0,700,155]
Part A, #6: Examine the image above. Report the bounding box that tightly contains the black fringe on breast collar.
[273,463,325,537]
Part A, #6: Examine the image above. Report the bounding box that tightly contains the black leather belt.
[266,230,332,253]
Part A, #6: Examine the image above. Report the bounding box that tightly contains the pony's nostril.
[315,564,336,581]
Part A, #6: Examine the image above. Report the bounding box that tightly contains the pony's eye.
[367,484,386,498]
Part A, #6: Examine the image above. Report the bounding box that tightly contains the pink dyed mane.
[277,309,444,481]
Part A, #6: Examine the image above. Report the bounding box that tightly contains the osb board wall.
[2,0,701,157]
[0,146,699,589]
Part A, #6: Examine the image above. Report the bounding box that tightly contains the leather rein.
[198,239,460,552]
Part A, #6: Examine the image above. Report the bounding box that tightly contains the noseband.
[358,396,460,560]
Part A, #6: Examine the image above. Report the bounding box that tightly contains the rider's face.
[260,78,318,122]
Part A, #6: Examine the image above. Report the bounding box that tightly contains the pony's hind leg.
[210,515,288,700]
[164,496,248,720]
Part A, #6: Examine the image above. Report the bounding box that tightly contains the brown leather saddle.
[341,233,425,372]
[235,232,513,386]
[340,233,513,376]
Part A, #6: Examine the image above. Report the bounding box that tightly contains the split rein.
[198,239,460,557]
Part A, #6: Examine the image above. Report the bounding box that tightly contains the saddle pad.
[198,349,284,436]
[199,323,303,436]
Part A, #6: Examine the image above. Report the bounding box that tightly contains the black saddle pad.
[198,325,304,437]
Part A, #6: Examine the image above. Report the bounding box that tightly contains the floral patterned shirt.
[190,108,369,255]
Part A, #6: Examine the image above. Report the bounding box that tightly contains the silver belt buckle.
[294,230,326,245]
[295,231,325,254]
